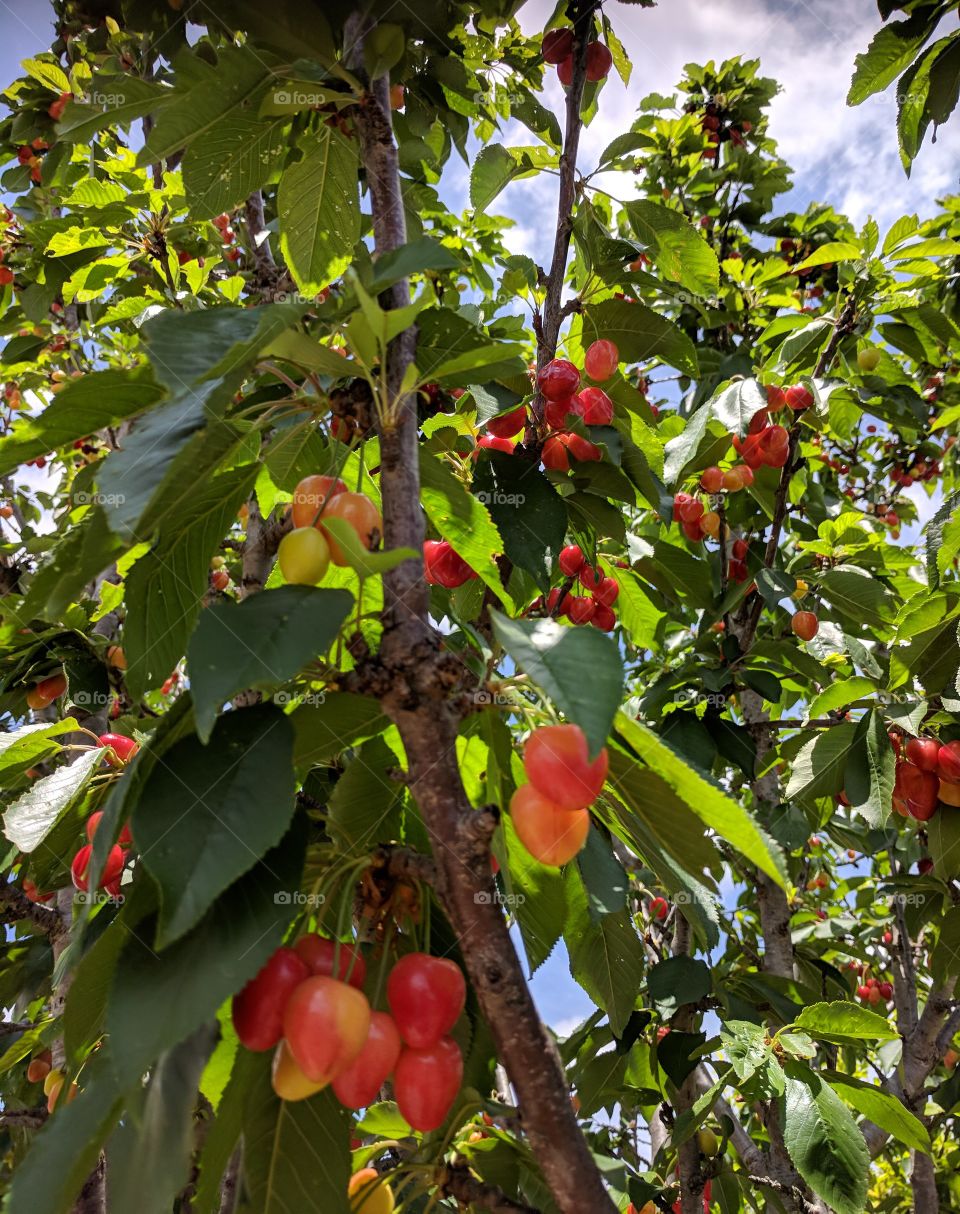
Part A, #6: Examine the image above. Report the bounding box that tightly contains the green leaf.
[108,814,306,1081]
[21,56,71,93]
[564,866,644,1035]
[3,748,101,853]
[369,236,461,292]
[182,113,287,221]
[242,1064,352,1214]
[793,1001,898,1044]
[125,464,258,701]
[848,11,939,104]
[133,705,297,948]
[825,1073,931,1154]
[278,128,360,293]
[647,956,712,1017]
[500,812,567,974]
[0,369,164,477]
[576,827,628,920]
[188,587,352,743]
[624,200,719,297]
[58,76,171,142]
[291,693,388,772]
[582,298,698,378]
[709,377,768,438]
[0,719,77,779]
[327,735,405,850]
[616,714,786,887]
[420,452,511,609]
[844,709,895,829]
[471,451,566,592]
[7,1048,125,1214]
[107,1025,218,1214]
[318,517,417,579]
[793,242,863,271]
[786,723,857,803]
[193,1050,263,1214]
[415,308,526,386]
[490,612,623,757]
[470,144,524,213]
[925,489,960,590]
[806,677,875,721]
[782,1065,870,1214]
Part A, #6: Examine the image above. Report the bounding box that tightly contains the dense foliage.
[0,2,959,1213]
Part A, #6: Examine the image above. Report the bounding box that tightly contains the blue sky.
[0,0,952,1033]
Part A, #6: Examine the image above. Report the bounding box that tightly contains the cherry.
[332,1011,402,1109]
[510,784,590,865]
[322,492,382,565]
[85,811,133,848]
[593,577,619,607]
[26,1051,51,1084]
[278,527,331,585]
[939,779,960,808]
[393,1036,463,1132]
[348,1167,395,1214]
[283,976,371,1083]
[701,511,720,536]
[731,538,748,560]
[71,843,124,892]
[579,565,603,591]
[856,984,871,1000]
[387,953,466,1048]
[292,474,348,528]
[791,611,819,641]
[878,981,893,1001]
[918,857,935,875]
[523,724,608,810]
[566,596,596,625]
[423,540,475,589]
[271,1040,326,1101]
[585,42,613,82]
[938,740,960,783]
[486,405,527,439]
[211,569,230,592]
[558,544,585,577]
[896,762,939,818]
[544,396,580,429]
[537,358,580,401]
[541,28,574,64]
[700,466,723,493]
[231,946,309,1052]
[105,645,126,670]
[649,896,669,921]
[577,386,613,425]
[26,672,67,709]
[678,498,704,524]
[905,737,940,773]
[293,935,367,989]
[475,434,515,456]
[784,384,813,411]
[584,339,619,381]
[97,733,139,766]
[857,348,881,372]
[542,432,602,470]
[721,467,746,492]
[557,55,574,87]
[590,602,616,631]
[882,930,893,945]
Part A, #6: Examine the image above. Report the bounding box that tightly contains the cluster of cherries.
[212,211,241,263]
[69,738,139,896]
[233,937,467,1133]
[24,1049,77,1113]
[509,724,607,866]
[14,138,49,186]
[423,540,477,589]
[25,670,66,710]
[541,28,613,86]
[536,544,620,630]
[848,960,894,1006]
[278,473,382,586]
[890,735,960,821]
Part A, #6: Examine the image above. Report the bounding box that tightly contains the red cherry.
[565,433,602,463]
[542,434,572,471]
[557,55,574,87]
[282,976,371,1083]
[784,384,813,411]
[868,986,882,1005]
[678,498,704,524]
[423,540,476,589]
[593,576,619,607]
[579,565,603,591]
[231,947,310,1052]
[486,405,527,439]
[649,896,669,921]
[510,785,590,865]
[332,1011,403,1109]
[856,985,870,1000]
[566,596,596,625]
[584,339,619,381]
[558,545,585,577]
[387,953,466,1048]
[878,981,893,1000]
[577,386,614,425]
[394,1037,463,1132]
[71,843,124,892]
[97,733,139,765]
[523,724,608,811]
[937,740,960,784]
[590,602,616,631]
[918,857,935,875]
[544,396,581,430]
[905,737,940,773]
[85,811,133,848]
[791,611,819,641]
[475,435,515,456]
[293,935,367,989]
[700,466,723,493]
[585,41,613,82]
[731,538,748,560]
[537,358,580,401]
[542,28,574,64]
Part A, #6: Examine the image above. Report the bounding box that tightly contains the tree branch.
[440,1160,540,1213]
[0,880,66,941]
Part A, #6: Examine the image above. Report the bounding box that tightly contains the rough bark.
[910,1149,938,1213]
[345,19,616,1213]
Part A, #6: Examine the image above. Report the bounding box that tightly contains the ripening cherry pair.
[279,474,383,585]
[232,936,466,1132]
[542,28,613,87]
[510,724,608,865]
[892,738,960,820]
[70,791,135,896]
